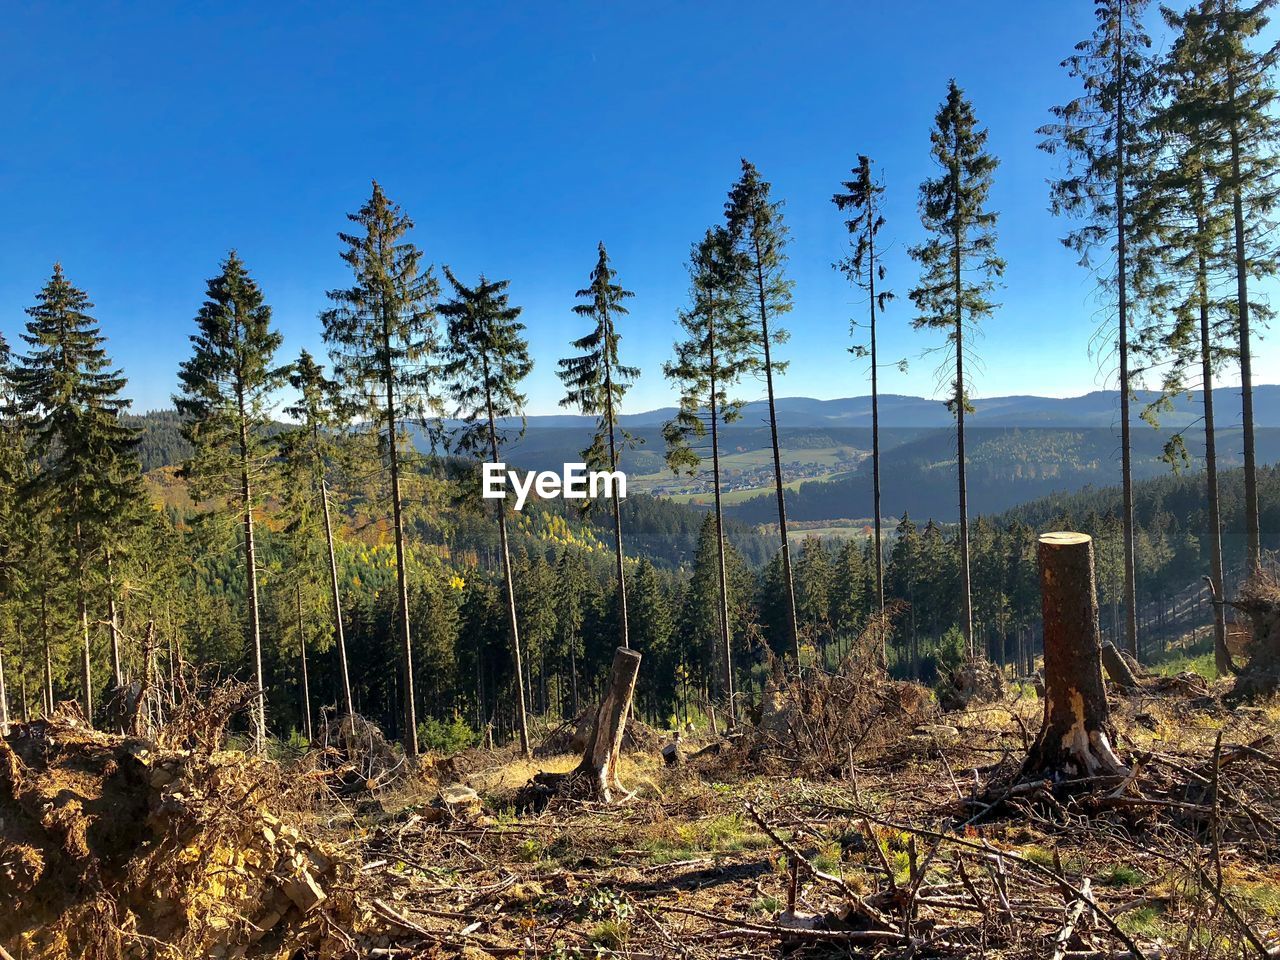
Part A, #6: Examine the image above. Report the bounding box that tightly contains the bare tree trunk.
[1115,4,1140,661]
[1024,532,1127,779]
[238,414,266,753]
[953,213,974,657]
[295,585,313,742]
[1199,240,1230,675]
[868,213,886,662]
[384,376,418,758]
[106,548,122,691]
[76,523,93,727]
[707,330,736,727]
[0,633,9,736]
[319,476,355,718]
[752,237,800,666]
[574,646,642,801]
[602,339,630,650]
[483,361,531,758]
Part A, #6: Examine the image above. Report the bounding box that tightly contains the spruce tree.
[909,81,1004,660]
[832,155,897,645]
[15,265,144,724]
[282,349,357,717]
[724,160,800,664]
[175,252,287,751]
[1162,0,1280,574]
[664,227,756,722]
[322,182,441,758]
[439,269,535,757]
[557,243,640,650]
[1040,0,1158,657]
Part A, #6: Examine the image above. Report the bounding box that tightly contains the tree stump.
[1100,641,1142,691]
[525,646,642,807]
[577,646,642,801]
[1023,533,1127,780]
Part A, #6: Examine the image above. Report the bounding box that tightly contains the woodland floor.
[324,683,1280,959]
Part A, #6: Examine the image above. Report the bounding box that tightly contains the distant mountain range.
[501,386,1280,431]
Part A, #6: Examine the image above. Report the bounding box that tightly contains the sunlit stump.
[1023,532,1127,780]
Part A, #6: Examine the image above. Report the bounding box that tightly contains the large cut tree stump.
[1023,532,1127,781]
[577,646,642,800]
[526,646,642,806]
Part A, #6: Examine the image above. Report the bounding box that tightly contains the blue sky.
[1,1,1274,416]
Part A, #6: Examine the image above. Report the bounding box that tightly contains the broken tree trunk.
[1100,641,1141,691]
[576,646,642,801]
[1023,533,1127,781]
[526,646,642,806]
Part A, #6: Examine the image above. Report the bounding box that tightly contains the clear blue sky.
[1,1,1274,416]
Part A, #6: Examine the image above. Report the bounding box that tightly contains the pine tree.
[724,160,800,664]
[175,252,287,751]
[558,243,640,650]
[1137,13,1241,674]
[282,349,357,716]
[664,227,756,723]
[832,155,897,644]
[322,182,441,758]
[15,265,144,724]
[1164,0,1280,574]
[909,81,1004,659]
[1040,0,1158,657]
[439,269,535,757]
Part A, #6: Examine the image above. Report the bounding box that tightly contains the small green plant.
[1100,863,1148,887]
[749,895,781,915]
[417,715,479,754]
[515,838,544,863]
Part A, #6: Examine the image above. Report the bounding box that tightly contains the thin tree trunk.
[1198,232,1230,675]
[238,412,266,753]
[106,548,122,690]
[708,326,736,727]
[952,190,975,657]
[752,234,800,665]
[483,358,531,758]
[868,205,886,661]
[383,361,418,758]
[76,522,93,726]
[1113,3,1140,662]
[40,575,52,716]
[602,326,630,649]
[0,632,9,736]
[1227,60,1261,573]
[319,475,355,717]
[295,585,313,742]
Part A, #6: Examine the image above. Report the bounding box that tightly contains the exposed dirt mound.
[0,715,356,959]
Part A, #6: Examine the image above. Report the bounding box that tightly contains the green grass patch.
[1099,863,1149,887]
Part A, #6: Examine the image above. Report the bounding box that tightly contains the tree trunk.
[576,646,642,801]
[1023,532,1127,780]
[385,383,418,758]
[296,585,313,743]
[483,362,531,758]
[707,330,736,727]
[319,475,355,718]
[953,211,974,657]
[869,221,886,663]
[1101,640,1141,690]
[106,548,122,691]
[76,523,93,727]
[40,577,53,717]
[238,416,266,754]
[0,633,9,736]
[753,238,800,666]
[602,338,630,650]
[1201,246,1230,675]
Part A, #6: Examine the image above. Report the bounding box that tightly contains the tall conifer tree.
[558,243,640,650]
[176,252,286,751]
[665,227,756,722]
[16,266,143,724]
[282,349,357,717]
[1040,0,1157,657]
[832,156,896,645]
[439,269,535,757]
[724,160,800,664]
[909,81,1004,659]
[322,182,441,758]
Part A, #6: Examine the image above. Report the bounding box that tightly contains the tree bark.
[75,522,93,727]
[296,584,313,743]
[1101,640,1141,690]
[952,187,974,657]
[868,201,886,663]
[0,632,9,736]
[238,411,266,753]
[575,645,642,802]
[106,548,122,691]
[319,474,355,719]
[383,356,418,759]
[483,358,531,758]
[1024,532,1127,780]
[752,234,801,666]
[602,320,630,650]
[707,326,736,727]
